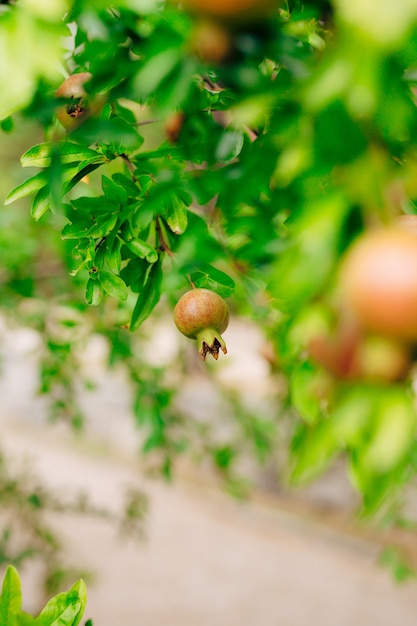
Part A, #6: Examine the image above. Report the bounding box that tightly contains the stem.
[186,274,196,288]
[135,117,162,126]
[119,153,137,183]
[156,216,175,258]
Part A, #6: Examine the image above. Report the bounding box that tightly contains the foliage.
[0,564,89,626]
[2,0,417,581]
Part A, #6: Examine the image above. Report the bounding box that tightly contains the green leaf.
[5,172,48,205]
[31,186,51,221]
[190,264,235,298]
[124,238,158,263]
[216,130,245,162]
[362,388,417,474]
[106,238,122,275]
[71,196,118,214]
[99,270,128,300]
[0,565,22,625]
[35,579,86,626]
[86,278,103,305]
[290,422,340,486]
[119,257,148,293]
[62,163,104,196]
[61,219,94,240]
[133,48,181,99]
[20,143,102,168]
[62,213,118,240]
[130,259,162,331]
[165,197,188,235]
[101,175,128,204]
[290,361,327,425]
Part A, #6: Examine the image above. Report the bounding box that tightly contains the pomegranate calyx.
[197,328,227,361]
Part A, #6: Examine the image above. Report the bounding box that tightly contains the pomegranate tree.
[174,288,229,360]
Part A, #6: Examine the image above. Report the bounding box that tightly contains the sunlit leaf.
[35,579,86,626]
[0,566,22,624]
[86,278,103,305]
[99,271,128,300]
[5,172,48,205]
[20,142,102,168]
[130,259,162,330]
[190,264,235,298]
[124,238,158,263]
[165,196,188,235]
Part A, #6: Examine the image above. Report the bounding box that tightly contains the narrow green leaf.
[190,264,235,298]
[0,565,22,624]
[99,270,128,300]
[62,163,103,195]
[31,186,51,221]
[20,142,101,168]
[5,172,48,205]
[106,239,122,274]
[35,579,86,626]
[86,278,103,305]
[165,197,188,235]
[130,259,162,331]
[124,238,158,263]
[290,361,325,426]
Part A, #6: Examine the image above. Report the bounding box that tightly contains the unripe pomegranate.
[55,72,104,131]
[339,227,417,341]
[174,288,229,360]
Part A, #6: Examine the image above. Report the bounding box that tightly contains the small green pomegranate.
[174,288,229,360]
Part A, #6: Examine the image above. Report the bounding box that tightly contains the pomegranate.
[190,19,232,64]
[174,288,229,360]
[308,326,411,382]
[179,0,277,22]
[339,227,417,341]
[55,72,104,131]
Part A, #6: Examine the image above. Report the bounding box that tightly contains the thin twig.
[119,153,137,182]
[156,216,175,258]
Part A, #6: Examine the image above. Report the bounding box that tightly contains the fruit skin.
[55,72,104,131]
[174,288,229,360]
[190,19,232,64]
[339,227,417,341]
[308,325,411,382]
[180,0,277,23]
